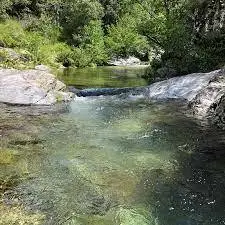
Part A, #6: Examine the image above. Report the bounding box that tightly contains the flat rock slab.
[0,69,74,105]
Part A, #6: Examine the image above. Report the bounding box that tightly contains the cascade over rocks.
[74,69,225,128]
[0,68,74,105]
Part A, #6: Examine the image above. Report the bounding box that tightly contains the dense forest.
[0,0,225,79]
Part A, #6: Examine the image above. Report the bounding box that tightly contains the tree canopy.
[0,0,224,76]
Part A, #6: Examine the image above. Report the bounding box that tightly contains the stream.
[1,67,225,225]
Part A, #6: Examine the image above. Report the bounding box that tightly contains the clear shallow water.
[1,95,225,225]
[57,66,148,88]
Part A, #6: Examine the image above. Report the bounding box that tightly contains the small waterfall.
[72,87,145,97]
[73,69,222,102]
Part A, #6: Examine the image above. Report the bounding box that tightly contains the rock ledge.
[0,68,74,105]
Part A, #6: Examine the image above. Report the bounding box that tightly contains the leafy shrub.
[0,20,25,48]
[105,14,149,58]
[0,19,73,68]
[38,43,72,67]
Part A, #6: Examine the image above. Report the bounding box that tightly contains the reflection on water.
[0,96,225,225]
[57,66,148,88]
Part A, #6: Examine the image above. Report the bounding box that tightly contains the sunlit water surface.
[1,94,225,225]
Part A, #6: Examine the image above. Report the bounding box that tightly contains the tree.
[59,0,104,46]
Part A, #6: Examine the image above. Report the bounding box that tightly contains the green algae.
[0,149,19,165]
[0,204,45,225]
[0,97,213,225]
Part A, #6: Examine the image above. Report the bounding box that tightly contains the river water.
[1,67,225,225]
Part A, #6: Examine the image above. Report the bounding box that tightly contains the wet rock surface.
[187,71,225,128]
[0,68,74,105]
[210,95,225,129]
[145,69,225,128]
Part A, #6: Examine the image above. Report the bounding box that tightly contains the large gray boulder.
[189,73,225,129]
[0,68,74,105]
[145,69,225,128]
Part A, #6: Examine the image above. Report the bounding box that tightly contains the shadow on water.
[136,126,225,225]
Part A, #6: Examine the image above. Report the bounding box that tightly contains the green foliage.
[38,43,72,67]
[0,20,25,47]
[0,0,225,73]
[59,20,108,68]
[0,0,11,20]
[0,19,72,68]
[22,14,61,43]
[105,14,149,58]
[81,20,108,65]
[59,0,104,46]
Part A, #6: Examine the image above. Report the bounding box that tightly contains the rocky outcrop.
[0,47,29,62]
[108,56,142,66]
[145,69,225,129]
[0,68,74,105]
[190,73,225,129]
[146,70,221,101]
[34,64,51,72]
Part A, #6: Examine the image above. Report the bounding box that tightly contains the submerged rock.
[115,208,152,225]
[0,204,45,225]
[75,87,144,97]
[0,68,74,105]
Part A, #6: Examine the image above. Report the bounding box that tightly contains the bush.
[0,19,73,68]
[38,43,72,67]
[105,14,149,58]
[0,20,25,48]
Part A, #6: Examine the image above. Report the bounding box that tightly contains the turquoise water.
[1,95,225,225]
[1,67,225,224]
